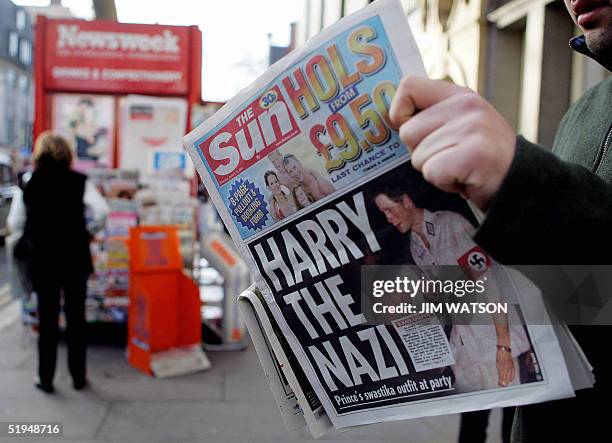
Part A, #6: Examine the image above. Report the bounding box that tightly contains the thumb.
[389,76,467,129]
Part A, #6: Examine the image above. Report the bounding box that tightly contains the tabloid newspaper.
[183,0,592,437]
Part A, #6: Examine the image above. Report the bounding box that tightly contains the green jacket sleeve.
[474,136,612,264]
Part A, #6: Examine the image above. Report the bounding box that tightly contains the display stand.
[199,231,250,350]
[127,225,209,376]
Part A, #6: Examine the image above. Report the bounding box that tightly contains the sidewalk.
[0,308,504,443]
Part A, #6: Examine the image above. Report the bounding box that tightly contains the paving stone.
[223,372,277,403]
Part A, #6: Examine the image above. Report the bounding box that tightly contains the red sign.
[197,85,301,186]
[43,19,191,95]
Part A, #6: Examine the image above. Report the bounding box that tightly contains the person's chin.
[585,26,612,55]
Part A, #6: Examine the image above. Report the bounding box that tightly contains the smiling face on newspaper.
[184,0,576,430]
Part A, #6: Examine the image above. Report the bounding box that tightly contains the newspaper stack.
[183,0,593,438]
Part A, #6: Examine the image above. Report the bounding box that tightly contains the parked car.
[0,153,18,238]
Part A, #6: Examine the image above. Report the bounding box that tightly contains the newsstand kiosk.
[30,17,203,325]
[29,17,248,352]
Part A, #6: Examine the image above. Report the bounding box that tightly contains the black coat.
[23,167,93,280]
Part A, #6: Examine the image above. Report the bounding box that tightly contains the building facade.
[0,0,33,151]
[297,0,609,146]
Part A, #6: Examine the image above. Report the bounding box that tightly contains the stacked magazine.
[183,0,594,438]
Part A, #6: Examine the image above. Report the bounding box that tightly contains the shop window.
[18,74,28,92]
[16,9,26,30]
[6,69,16,88]
[9,32,19,58]
[19,40,31,65]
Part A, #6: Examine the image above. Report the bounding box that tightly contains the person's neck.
[410,209,425,235]
[36,164,70,174]
[408,209,430,249]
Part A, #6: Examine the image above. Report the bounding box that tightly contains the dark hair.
[371,163,425,207]
[292,184,314,209]
[264,170,279,187]
[282,154,299,165]
[78,98,94,107]
[368,161,478,227]
[375,187,415,204]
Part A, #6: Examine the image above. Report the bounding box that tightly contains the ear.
[399,194,412,208]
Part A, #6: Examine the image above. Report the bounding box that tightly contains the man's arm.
[492,314,515,387]
[474,137,612,264]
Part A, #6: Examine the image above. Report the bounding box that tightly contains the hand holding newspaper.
[183,0,593,438]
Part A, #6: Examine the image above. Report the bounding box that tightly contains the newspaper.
[184,0,589,434]
[238,284,333,437]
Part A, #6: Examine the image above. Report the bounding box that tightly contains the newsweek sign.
[43,19,192,94]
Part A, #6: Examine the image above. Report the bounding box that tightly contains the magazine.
[183,0,591,436]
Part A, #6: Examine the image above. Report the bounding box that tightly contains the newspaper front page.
[184,0,577,430]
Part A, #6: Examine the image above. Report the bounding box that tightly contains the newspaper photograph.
[184,0,583,432]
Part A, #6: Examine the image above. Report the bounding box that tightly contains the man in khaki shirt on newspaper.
[374,189,531,392]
